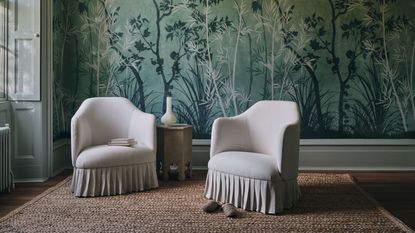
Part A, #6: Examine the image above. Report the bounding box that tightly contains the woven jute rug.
[0,173,412,233]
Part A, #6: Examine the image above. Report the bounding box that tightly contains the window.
[0,0,40,101]
[0,0,6,99]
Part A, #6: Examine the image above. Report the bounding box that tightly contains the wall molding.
[13,137,411,182]
[14,178,48,183]
[193,139,415,146]
[192,143,415,171]
[48,138,415,178]
[43,0,54,179]
[52,139,71,178]
[298,144,415,171]
[53,138,70,150]
[52,166,72,177]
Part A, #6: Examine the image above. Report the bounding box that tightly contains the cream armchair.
[71,97,158,197]
[204,101,301,214]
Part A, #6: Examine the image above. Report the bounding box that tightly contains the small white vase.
[161,96,177,126]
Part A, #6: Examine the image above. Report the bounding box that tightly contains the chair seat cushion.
[76,145,155,169]
[208,151,281,181]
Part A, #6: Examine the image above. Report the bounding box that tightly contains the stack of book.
[108,138,137,147]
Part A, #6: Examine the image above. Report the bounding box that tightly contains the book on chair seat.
[108,138,137,146]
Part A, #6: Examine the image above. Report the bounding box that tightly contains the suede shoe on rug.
[201,200,221,213]
[222,203,238,218]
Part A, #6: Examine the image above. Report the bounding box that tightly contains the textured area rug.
[0,173,412,233]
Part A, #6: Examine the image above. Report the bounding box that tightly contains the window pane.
[0,2,6,99]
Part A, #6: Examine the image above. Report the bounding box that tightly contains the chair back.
[244,101,300,178]
[75,97,137,146]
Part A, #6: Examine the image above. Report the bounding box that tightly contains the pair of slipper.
[201,200,238,218]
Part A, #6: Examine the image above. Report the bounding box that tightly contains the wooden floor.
[0,171,414,231]
[352,172,415,230]
[0,170,72,217]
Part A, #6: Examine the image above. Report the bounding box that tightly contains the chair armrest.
[210,116,248,158]
[71,114,92,167]
[128,110,156,153]
[277,123,300,181]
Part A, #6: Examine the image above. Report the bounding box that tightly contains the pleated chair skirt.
[204,169,300,214]
[71,162,159,197]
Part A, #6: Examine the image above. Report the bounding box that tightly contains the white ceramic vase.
[161,96,177,126]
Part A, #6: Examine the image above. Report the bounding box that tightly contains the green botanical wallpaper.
[53,0,415,140]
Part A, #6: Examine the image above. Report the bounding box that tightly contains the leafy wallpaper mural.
[53,0,415,140]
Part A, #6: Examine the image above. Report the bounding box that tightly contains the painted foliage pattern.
[53,0,415,140]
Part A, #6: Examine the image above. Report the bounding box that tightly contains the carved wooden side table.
[156,124,192,181]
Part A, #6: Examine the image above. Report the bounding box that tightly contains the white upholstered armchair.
[71,97,158,197]
[204,101,301,214]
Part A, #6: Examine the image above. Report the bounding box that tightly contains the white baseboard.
[52,139,72,177]
[192,166,208,170]
[48,139,415,179]
[193,139,415,146]
[192,142,415,171]
[14,177,48,183]
[52,166,73,177]
[298,144,415,170]
[15,140,71,182]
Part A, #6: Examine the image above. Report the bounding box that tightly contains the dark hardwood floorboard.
[0,170,414,231]
[352,171,415,231]
[0,170,72,217]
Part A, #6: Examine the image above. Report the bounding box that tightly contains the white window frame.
[7,0,41,101]
[0,0,8,100]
